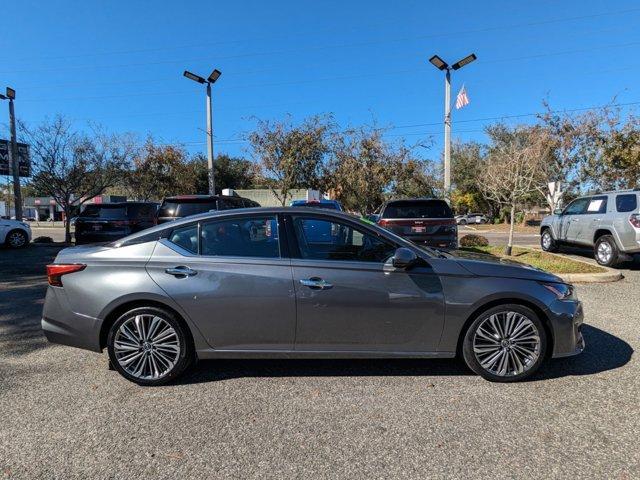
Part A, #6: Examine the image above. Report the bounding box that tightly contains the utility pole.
[184,68,222,196]
[1,87,22,219]
[428,54,477,200]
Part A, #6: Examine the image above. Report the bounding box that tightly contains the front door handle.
[300,277,333,290]
[165,266,197,277]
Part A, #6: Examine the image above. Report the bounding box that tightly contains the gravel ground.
[0,246,637,479]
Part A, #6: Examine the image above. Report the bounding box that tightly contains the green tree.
[248,115,333,206]
[191,153,260,194]
[125,138,194,201]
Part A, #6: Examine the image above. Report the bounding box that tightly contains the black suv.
[74,202,158,245]
[157,194,260,224]
[376,198,457,249]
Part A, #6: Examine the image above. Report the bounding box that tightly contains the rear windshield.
[293,202,339,210]
[382,200,453,219]
[158,200,217,218]
[81,205,127,218]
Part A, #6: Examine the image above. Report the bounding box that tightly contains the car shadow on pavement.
[559,245,640,271]
[177,324,632,385]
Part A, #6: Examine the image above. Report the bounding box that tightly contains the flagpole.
[444,68,452,200]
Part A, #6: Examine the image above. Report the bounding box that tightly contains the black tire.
[459,219,467,225]
[540,228,558,252]
[462,304,548,383]
[594,235,619,267]
[107,306,193,386]
[5,229,28,248]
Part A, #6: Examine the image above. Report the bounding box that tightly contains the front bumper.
[550,299,585,358]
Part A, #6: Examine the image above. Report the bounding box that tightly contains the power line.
[3,7,640,75]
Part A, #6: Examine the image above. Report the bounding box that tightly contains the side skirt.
[195,349,456,360]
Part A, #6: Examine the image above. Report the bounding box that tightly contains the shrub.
[459,234,489,247]
[33,236,54,243]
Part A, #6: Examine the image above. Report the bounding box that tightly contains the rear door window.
[200,216,279,258]
[616,194,638,213]
[382,200,452,219]
[585,196,607,214]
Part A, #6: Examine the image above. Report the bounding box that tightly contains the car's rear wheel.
[540,228,558,252]
[5,229,28,248]
[594,235,619,267]
[107,307,192,386]
[462,304,547,382]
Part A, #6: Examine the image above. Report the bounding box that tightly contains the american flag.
[455,85,470,109]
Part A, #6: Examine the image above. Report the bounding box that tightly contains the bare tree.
[21,116,134,242]
[479,125,550,255]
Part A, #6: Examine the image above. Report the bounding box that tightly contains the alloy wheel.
[596,241,612,264]
[113,314,181,380]
[8,231,26,248]
[472,311,541,377]
[541,231,552,250]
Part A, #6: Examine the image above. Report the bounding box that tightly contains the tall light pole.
[0,87,22,219]
[428,53,477,199]
[184,68,222,195]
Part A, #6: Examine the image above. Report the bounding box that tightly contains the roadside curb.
[530,248,623,283]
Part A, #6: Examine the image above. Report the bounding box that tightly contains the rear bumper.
[75,231,129,244]
[41,286,102,352]
[404,235,458,249]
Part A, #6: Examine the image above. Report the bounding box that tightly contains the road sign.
[0,139,30,177]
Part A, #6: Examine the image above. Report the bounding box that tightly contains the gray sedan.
[42,207,584,385]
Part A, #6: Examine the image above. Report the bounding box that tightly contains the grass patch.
[460,245,605,274]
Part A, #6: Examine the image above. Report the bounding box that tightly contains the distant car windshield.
[292,202,340,210]
[159,201,216,218]
[81,205,127,218]
[382,200,452,219]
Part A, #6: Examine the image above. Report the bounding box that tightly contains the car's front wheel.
[540,228,558,252]
[462,304,547,382]
[107,306,192,386]
[5,229,28,248]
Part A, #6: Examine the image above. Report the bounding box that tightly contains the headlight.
[542,282,576,300]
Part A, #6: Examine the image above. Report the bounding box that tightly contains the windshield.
[159,201,216,218]
[382,200,453,219]
[81,205,127,218]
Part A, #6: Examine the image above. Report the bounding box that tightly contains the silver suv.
[540,190,640,266]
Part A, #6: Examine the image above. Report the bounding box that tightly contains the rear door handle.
[300,277,333,290]
[165,266,197,277]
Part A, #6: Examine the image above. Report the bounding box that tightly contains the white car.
[1,218,32,248]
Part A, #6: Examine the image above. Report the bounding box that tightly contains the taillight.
[378,219,389,227]
[46,264,86,287]
[629,214,640,229]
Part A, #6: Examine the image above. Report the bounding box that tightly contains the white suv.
[540,190,640,267]
[0,218,31,248]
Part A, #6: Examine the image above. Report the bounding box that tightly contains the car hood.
[448,249,562,283]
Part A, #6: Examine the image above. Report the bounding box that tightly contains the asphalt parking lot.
[0,245,638,479]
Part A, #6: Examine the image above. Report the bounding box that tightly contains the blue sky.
[2,0,640,164]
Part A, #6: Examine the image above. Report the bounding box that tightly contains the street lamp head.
[451,53,477,70]
[183,70,207,84]
[429,55,448,71]
[5,87,15,99]
[208,69,222,84]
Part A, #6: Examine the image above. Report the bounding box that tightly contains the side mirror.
[392,247,418,269]
[553,208,563,215]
